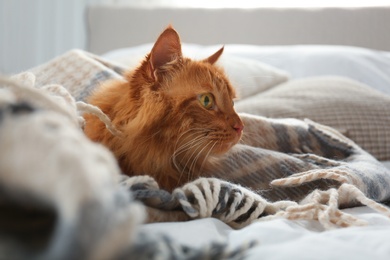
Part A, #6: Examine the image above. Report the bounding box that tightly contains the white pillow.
[214,44,390,95]
[102,44,290,99]
[216,54,290,98]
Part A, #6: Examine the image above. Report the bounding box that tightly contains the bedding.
[105,44,390,161]
[1,44,390,259]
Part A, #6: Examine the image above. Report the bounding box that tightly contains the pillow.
[217,45,390,96]
[235,76,390,161]
[102,45,290,99]
[216,54,290,99]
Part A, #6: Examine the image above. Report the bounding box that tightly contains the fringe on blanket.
[125,175,390,230]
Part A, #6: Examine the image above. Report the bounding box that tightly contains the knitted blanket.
[0,75,251,260]
[1,49,390,259]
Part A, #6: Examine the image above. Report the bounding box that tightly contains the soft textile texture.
[235,77,390,161]
[139,212,390,260]
[0,75,249,259]
[2,49,390,258]
[29,49,125,101]
[127,115,390,229]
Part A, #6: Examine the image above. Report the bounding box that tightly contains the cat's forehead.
[184,60,236,97]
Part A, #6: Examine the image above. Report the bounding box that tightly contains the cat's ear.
[204,46,224,65]
[149,26,182,73]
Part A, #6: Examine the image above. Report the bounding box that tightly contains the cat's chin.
[212,141,237,155]
[216,133,242,154]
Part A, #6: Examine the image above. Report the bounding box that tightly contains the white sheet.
[141,206,390,259]
[140,156,390,259]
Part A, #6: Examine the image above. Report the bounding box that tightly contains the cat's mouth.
[212,130,242,155]
[172,125,242,165]
[171,127,242,175]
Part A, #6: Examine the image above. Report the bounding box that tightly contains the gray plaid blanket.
[1,49,390,259]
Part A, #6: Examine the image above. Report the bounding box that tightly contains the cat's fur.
[84,26,243,191]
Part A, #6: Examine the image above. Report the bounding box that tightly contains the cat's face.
[166,60,243,156]
[127,26,243,172]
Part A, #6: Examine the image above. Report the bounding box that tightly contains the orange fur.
[84,26,243,191]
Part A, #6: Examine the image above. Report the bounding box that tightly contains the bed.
[1,4,390,260]
[103,43,390,259]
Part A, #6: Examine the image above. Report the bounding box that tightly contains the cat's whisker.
[173,128,211,150]
[175,137,208,187]
[173,134,204,159]
[172,128,214,154]
[187,139,213,184]
[187,139,214,180]
[172,130,208,173]
[173,131,214,178]
[179,138,207,174]
[198,140,218,174]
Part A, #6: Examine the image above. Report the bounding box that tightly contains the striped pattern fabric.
[128,116,390,229]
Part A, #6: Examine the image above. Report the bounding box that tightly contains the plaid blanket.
[1,49,390,259]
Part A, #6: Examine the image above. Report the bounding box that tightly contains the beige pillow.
[235,76,390,161]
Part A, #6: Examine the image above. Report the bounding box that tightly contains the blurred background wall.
[0,0,388,74]
[0,0,112,74]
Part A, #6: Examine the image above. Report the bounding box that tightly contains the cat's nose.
[233,123,244,134]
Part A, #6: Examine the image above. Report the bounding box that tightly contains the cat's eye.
[199,93,215,109]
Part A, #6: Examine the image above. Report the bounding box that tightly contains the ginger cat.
[84,26,243,191]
